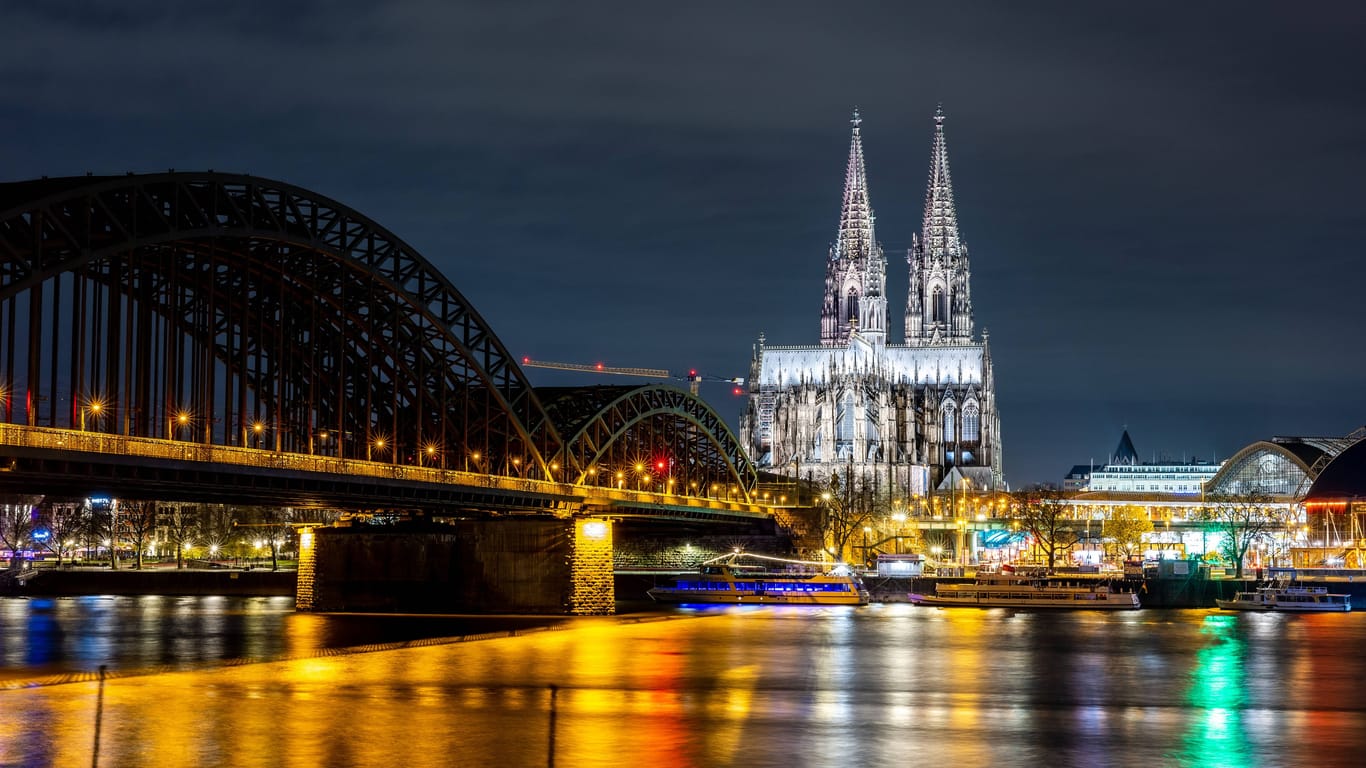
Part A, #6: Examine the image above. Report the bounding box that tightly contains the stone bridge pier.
[295,517,615,615]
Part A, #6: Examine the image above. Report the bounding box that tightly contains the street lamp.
[80,398,106,431]
[247,420,266,448]
[956,518,968,566]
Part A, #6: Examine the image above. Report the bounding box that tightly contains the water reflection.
[4,602,1366,767]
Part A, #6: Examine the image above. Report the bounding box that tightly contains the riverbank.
[1,566,295,597]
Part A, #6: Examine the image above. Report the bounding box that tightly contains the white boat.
[647,553,869,606]
[1216,583,1351,612]
[908,574,1141,609]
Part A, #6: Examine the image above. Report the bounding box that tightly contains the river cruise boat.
[647,553,869,606]
[908,574,1141,609]
[1216,584,1351,612]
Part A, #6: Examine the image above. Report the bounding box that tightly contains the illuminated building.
[740,108,1002,495]
[1082,430,1220,495]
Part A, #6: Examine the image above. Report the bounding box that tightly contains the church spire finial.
[922,104,960,260]
[835,107,873,262]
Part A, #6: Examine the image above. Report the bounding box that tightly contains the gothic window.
[942,404,956,444]
[846,287,859,323]
[962,405,980,442]
[932,287,946,323]
[836,392,855,447]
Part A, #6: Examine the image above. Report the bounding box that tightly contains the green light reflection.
[1179,614,1252,767]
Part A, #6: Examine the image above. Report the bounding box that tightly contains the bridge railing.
[0,423,769,515]
[0,422,585,498]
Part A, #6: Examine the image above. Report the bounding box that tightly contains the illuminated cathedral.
[740,108,1002,495]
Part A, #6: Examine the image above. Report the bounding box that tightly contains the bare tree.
[1011,488,1080,572]
[818,469,878,564]
[88,500,119,569]
[117,501,159,569]
[163,504,199,569]
[1198,488,1283,579]
[0,497,39,568]
[36,502,85,566]
[200,505,240,563]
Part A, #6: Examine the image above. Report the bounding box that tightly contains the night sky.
[3,2,1364,485]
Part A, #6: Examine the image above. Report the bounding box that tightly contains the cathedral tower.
[905,106,975,346]
[820,110,887,347]
[742,107,1002,495]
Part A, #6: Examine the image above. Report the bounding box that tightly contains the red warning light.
[732,387,743,396]
[522,356,530,364]
[596,362,604,370]
[656,459,667,472]
[689,369,697,377]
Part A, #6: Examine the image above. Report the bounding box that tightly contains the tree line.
[0,497,338,570]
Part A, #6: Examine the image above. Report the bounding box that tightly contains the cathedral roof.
[834,109,875,262]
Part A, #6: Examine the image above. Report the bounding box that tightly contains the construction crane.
[520,357,745,396]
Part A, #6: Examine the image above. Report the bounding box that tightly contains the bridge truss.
[0,173,756,504]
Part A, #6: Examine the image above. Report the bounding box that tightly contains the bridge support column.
[295,527,317,611]
[568,517,614,615]
[304,517,617,614]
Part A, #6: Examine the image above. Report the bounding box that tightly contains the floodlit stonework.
[742,108,1002,495]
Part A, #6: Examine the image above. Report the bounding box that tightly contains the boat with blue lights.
[909,574,1141,609]
[646,553,869,605]
[1216,582,1351,612]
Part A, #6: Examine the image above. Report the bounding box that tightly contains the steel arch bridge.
[539,384,757,496]
[0,172,756,504]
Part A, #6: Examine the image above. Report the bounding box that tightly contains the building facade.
[1079,430,1221,495]
[740,109,1002,495]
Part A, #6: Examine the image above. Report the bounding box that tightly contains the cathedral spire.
[922,104,961,260]
[906,105,974,346]
[834,108,873,261]
[821,109,887,347]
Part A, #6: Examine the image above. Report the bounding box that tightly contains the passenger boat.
[1216,583,1351,612]
[908,574,1141,609]
[646,553,869,605]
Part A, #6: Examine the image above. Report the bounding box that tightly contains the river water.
[3,597,1366,767]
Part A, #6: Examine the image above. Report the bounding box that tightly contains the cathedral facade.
[740,108,1002,495]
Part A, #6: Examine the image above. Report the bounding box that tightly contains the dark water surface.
[3,598,1366,767]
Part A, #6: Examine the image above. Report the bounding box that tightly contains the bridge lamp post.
[80,399,105,431]
[419,443,439,467]
[634,463,645,490]
[245,421,266,449]
[511,456,522,477]
[467,451,481,472]
[616,470,625,489]
[173,411,191,440]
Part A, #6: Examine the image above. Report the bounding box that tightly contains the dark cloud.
[2,1,1364,483]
